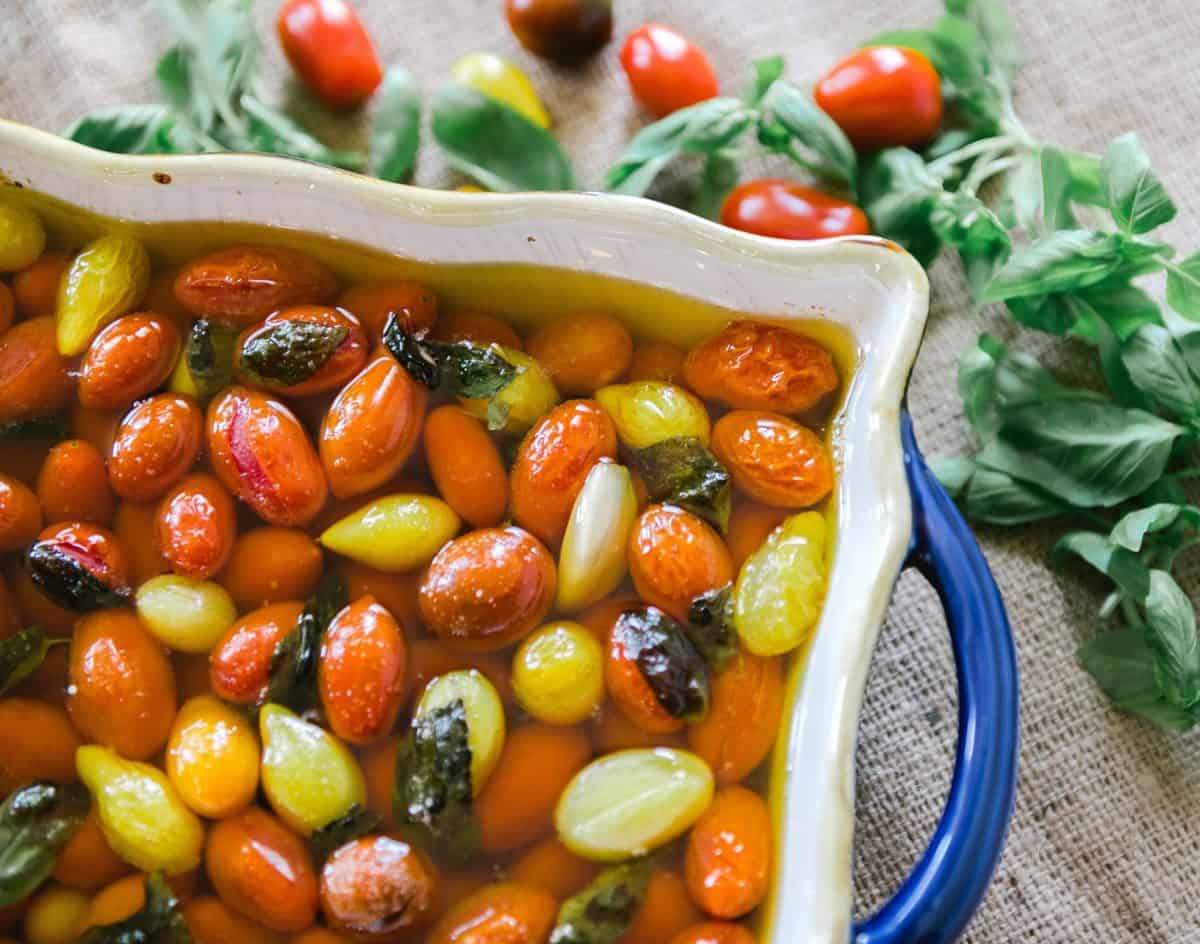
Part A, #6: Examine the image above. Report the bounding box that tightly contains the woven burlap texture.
[3,0,1200,940]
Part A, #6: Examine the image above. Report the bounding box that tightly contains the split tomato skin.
[720,180,870,241]
[619,23,718,118]
[276,0,384,110]
[814,45,943,152]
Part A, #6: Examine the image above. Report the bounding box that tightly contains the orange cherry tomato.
[68,609,177,760]
[221,527,324,610]
[210,601,305,705]
[183,896,283,944]
[156,472,237,579]
[627,341,685,384]
[619,23,718,118]
[69,402,122,457]
[426,881,556,944]
[318,595,407,745]
[424,405,509,529]
[277,0,383,110]
[510,399,617,549]
[235,305,368,397]
[419,527,556,652]
[688,649,784,786]
[336,280,439,342]
[685,786,771,918]
[12,251,70,318]
[505,0,613,64]
[339,561,424,639]
[28,520,132,610]
[207,387,328,527]
[78,313,180,410]
[36,439,115,526]
[319,835,441,940]
[710,410,834,508]
[108,393,204,502]
[591,701,688,753]
[509,836,602,900]
[0,284,13,336]
[720,180,871,240]
[0,698,82,794]
[628,505,733,623]
[319,352,426,499]
[52,808,130,890]
[432,312,523,350]
[814,46,943,152]
[0,317,74,423]
[0,473,42,551]
[525,313,633,396]
[604,605,687,735]
[683,321,838,415]
[726,500,788,569]
[114,500,170,585]
[623,869,703,944]
[670,923,756,944]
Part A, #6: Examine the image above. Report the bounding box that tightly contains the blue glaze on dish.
[852,411,1019,944]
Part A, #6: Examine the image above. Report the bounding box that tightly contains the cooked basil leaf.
[0,416,68,442]
[265,573,348,714]
[27,543,131,612]
[685,585,737,673]
[1101,132,1176,236]
[0,781,88,907]
[615,608,710,723]
[240,321,348,388]
[550,858,654,944]
[1166,252,1200,320]
[393,698,479,866]
[1078,628,1196,731]
[1049,532,1150,601]
[383,315,521,401]
[630,437,731,533]
[0,628,51,697]
[185,319,238,398]
[309,804,383,865]
[1144,570,1200,708]
[381,314,442,388]
[369,66,422,183]
[757,82,857,188]
[78,872,191,944]
[432,82,574,192]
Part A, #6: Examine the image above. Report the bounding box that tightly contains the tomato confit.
[0,199,841,944]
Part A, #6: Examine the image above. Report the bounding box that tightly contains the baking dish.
[0,119,1018,944]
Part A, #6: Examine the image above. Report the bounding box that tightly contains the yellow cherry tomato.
[451,52,551,128]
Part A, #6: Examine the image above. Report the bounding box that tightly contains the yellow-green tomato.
[460,346,560,435]
[557,462,638,613]
[135,575,238,653]
[451,52,551,128]
[166,695,260,819]
[24,885,90,944]
[733,510,827,656]
[555,748,714,861]
[596,381,711,449]
[416,670,506,795]
[56,232,150,356]
[259,703,366,836]
[0,199,46,271]
[320,494,462,572]
[512,621,605,725]
[76,744,205,875]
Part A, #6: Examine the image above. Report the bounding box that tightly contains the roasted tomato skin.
[814,45,943,152]
[619,23,718,118]
[720,180,871,241]
[277,0,384,110]
[710,410,834,508]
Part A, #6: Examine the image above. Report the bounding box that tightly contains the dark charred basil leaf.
[264,573,348,713]
[685,585,736,673]
[393,698,479,866]
[0,416,69,441]
[549,858,653,944]
[0,627,52,697]
[309,804,383,865]
[382,314,519,399]
[78,872,191,944]
[27,543,131,612]
[382,313,441,387]
[631,437,731,533]
[615,608,710,723]
[185,318,237,398]
[0,781,89,907]
[240,321,348,388]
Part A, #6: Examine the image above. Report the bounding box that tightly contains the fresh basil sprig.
[0,781,89,907]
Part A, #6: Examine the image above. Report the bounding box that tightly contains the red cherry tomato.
[276,0,383,110]
[720,179,871,240]
[814,46,943,152]
[619,23,718,118]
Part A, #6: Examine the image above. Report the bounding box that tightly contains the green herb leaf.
[184,319,238,398]
[757,82,857,188]
[1081,302,1153,411]
[240,94,365,170]
[432,82,575,192]
[956,333,1068,440]
[550,858,654,944]
[1039,146,1077,231]
[63,105,182,155]
[690,152,740,221]
[745,55,785,105]
[1119,323,1200,421]
[1049,532,1150,601]
[929,191,1011,297]
[614,608,710,723]
[1005,150,1042,232]
[1078,628,1196,731]
[944,0,1023,82]
[1101,132,1176,235]
[1072,279,1162,341]
[630,437,732,533]
[685,584,737,673]
[27,544,132,612]
[1060,149,1106,206]
[369,66,422,183]
[393,698,479,866]
[1110,504,1200,553]
[265,573,348,714]
[430,341,520,400]
[0,417,69,442]
[0,781,88,907]
[1144,569,1200,708]
[240,321,349,388]
[1166,252,1200,320]
[982,230,1127,302]
[930,455,975,496]
[78,872,191,944]
[937,454,1066,525]
[859,148,944,265]
[0,627,51,697]
[308,804,383,865]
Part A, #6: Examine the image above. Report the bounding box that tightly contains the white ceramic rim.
[0,120,930,944]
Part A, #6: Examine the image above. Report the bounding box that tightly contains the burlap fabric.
[3,1,1200,939]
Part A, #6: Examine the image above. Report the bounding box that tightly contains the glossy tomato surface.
[619,23,718,117]
[277,0,383,109]
[720,179,871,240]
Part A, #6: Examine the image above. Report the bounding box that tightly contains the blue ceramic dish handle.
[851,411,1019,944]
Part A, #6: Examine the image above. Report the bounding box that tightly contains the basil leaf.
[930,191,1011,298]
[758,82,857,188]
[184,319,237,398]
[0,627,51,697]
[1059,149,1106,206]
[393,698,479,866]
[956,333,1069,439]
[1005,294,1077,336]
[930,455,975,496]
[432,82,574,192]
[550,858,654,944]
[1110,504,1200,553]
[630,437,731,533]
[944,0,1023,82]
[1119,323,1200,421]
[1080,302,1153,411]
[1039,146,1077,231]
[685,585,737,673]
[1073,279,1162,341]
[423,339,521,400]
[265,573,348,714]
[0,417,68,442]
[78,872,191,944]
[1049,532,1150,601]
[0,782,89,907]
[982,230,1127,301]
[240,94,365,170]
[690,152,740,221]
[27,544,132,612]
[240,321,349,388]
[859,148,944,265]
[984,398,1183,508]
[1078,628,1196,731]
[964,462,1067,525]
[63,105,181,155]
[614,608,710,723]
[369,66,422,183]
[1144,570,1200,708]
[308,804,382,865]
[745,55,785,105]
[1005,150,1042,232]
[1101,132,1176,235]
[1166,252,1200,320]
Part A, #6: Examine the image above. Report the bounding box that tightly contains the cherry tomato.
[277,0,383,110]
[619,23,718,118]
[505,0,613,64]
[720,179,870,241]
[814,46,943,152]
